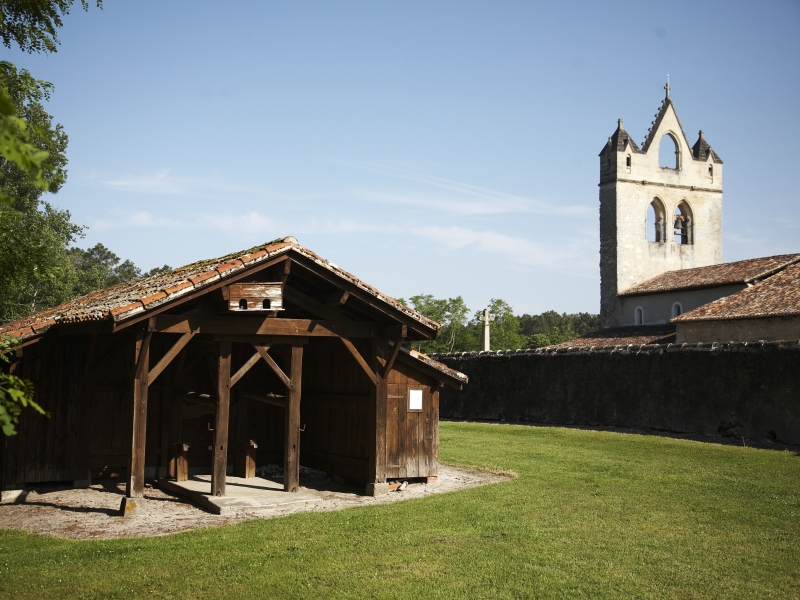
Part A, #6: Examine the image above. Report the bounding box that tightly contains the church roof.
[672,261,800,322]
[599,119,642,155]
[619,254,800,297]
[545,324,676,349]
[691,130,723,164]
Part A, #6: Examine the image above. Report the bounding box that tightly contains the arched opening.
[658,133,679,169]
[673,201,693,245]
[646,197,667,242]
[671,302,683,318]
[635,307,644,325]
[239,299,248,310]
[262,299,271,310]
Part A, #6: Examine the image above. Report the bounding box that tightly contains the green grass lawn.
[2,422,798,599]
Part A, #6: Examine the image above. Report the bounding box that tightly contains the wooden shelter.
[0,237,467,508]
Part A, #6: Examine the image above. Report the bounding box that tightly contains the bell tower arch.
[598,82,724,327]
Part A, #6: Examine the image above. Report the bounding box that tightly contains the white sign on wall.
[408,389,423,411]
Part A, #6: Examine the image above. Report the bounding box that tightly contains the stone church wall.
[433,341,800,445]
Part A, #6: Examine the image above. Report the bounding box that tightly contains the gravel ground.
[0,464,510,540]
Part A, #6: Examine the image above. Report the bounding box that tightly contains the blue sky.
[10,1,800,315]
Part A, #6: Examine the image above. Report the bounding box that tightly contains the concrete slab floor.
[158,475,321,516]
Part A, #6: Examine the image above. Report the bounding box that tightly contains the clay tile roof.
[545,324,676,350]
[0,237,440,342]
[402,346,469,385]
[672,261,800,322]
[619,254,800,297]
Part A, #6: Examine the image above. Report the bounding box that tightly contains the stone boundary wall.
[431,341,800,445]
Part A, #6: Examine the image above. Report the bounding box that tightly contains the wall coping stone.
[429,340,800,360]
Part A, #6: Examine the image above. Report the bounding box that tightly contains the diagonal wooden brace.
[252,344,292,389]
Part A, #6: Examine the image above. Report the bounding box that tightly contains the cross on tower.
[664,75,671,99]
[479,308,495,352]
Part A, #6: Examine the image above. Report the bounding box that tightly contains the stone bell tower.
[598,81,724,327]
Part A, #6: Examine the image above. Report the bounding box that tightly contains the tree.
[0,0,99,435]
[519,310,600,348]
[399,294,477,354]
[1,0,100,55]
[0,62,81,322]
[68,243,172,297]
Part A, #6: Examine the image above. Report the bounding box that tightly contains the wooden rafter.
[284,286,345,321]
[290,256,434,339]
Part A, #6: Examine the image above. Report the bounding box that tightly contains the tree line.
[398,295,599,354]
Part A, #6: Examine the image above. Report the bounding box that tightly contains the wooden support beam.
[214,335,309,346]
[148,331,196,384]
[280,258,291,285]
[174,443,189,482]
[126,323,153,498]
[230,350,261,388]
[236,440,258,479]
[340,337,378,386]
[284,344,303,492]
[168,352,188,479]
[382,337,405,379]
[320,290,349,306]
[154,315,386,338]
[252,344,292,388]
[211,340,231,497]
[367,338,387,490]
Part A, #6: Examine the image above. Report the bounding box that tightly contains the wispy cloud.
[90,209,596,278]
[90,169,256,198]
[93,211,188,230]
[93,210,277,239]
[327,158,590,216]
[294,218,597,277]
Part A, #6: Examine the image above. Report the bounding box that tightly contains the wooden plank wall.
[300,337,372,481]
[3,330,441,488]
[385,360,438,480]
[4,334,88,486]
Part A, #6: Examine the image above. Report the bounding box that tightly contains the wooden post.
[234,393,254,478]
[366,338,388,495]
[168,352,186,479]
[237,440,257,478]
[174,443,189,482]
[284,344,303,492]
[126,325,152,498]
[211,340,231,497]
